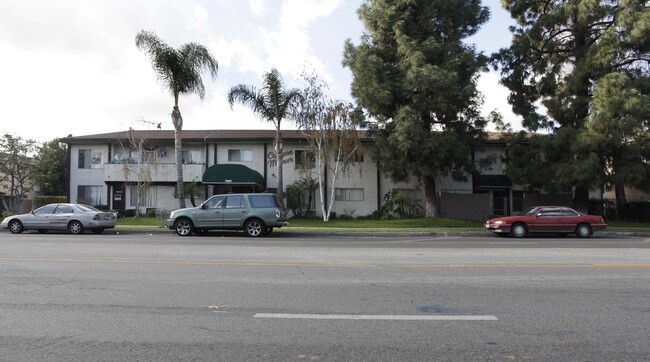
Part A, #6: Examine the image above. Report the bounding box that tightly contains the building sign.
[267,151,294,168]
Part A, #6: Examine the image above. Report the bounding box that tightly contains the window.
[34,204,57,215]
[539,208,562,217]
[182,150,202,164]
[130,186,156,207]
[335,188,364,201]
[225,195,245,208]
[562,208,579,216]
[54,205,74,214]
[295,150,315,169]
[136,150,155,163]
[249,194,278,208]
[228,149,253,162]
[78,149,92,169]
[78,185,104,206]
[204,195,224,209]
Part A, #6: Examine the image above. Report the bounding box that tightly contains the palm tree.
[228,69,301,206]
[135,30,218,209]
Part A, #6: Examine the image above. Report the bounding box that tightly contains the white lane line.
[254,314,497,321]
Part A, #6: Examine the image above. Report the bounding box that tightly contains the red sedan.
[484,206,607,238]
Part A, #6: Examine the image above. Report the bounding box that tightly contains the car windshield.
[519,207,540,216]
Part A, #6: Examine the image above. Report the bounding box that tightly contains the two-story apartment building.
[61,129,572,220]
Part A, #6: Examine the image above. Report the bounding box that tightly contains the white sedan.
[1,203,116,234]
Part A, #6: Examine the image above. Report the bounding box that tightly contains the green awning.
[474,174,512,188]
[202,163,265,186]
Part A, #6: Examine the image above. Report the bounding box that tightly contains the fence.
[439,192,574,222]
[440,193,490,222]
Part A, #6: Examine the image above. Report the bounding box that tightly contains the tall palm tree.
[228,69,301,206]
[135,30,218,209]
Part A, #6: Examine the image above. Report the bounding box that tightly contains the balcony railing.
[103,163,206,183]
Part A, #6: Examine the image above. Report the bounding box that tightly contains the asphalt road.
[1,232,649,361]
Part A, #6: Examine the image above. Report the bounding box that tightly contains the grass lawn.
[284,217,484,232]
[115,216,650,233]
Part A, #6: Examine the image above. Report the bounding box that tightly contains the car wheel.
[244,219,265,237]
[511,223,528,238]
[91,229,104,234]
[8,220,24,234]
[174,218,194,236]
[68,220,84,234]
[576,223,592,238]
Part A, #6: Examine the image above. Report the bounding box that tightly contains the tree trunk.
[614,181,627,220]
[423,176,438,217]
[275,131,285,208]
[172,106,186,209]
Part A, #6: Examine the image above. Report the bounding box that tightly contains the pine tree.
[343,0,490,217]
[493,0,649,211]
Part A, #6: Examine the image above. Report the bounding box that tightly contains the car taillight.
[276,209,281,218]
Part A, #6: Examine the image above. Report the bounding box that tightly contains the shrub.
[123,209,136,218]
[34,196,67,208]
[380,190,423,219]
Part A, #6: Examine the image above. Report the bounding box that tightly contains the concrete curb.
[107,228,650,238]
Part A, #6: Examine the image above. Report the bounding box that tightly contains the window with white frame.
[136,150,155,163]
[77,185,103,205]
[335,188,364,201]
[130,186,157,207]
[78,149,92,169]
[182,150,202,164]
[228,149,253,162]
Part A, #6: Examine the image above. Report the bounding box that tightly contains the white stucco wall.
[69,144,109,205]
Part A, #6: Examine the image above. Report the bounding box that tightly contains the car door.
[221,195,247,227]
[195,195,225,227]
[560,207,581,232]
[50,205,75,230]
[531,207,563,233]
[24,204,58,229]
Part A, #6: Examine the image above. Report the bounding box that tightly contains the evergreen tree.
[493,0,649,211]
[577,72,650,215]
[343,0,490,217]
[0,134,38,212]
[33,139,68,196]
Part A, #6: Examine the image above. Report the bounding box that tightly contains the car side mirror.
[200,203,207,210]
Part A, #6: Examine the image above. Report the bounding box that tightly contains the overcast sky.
[0,0,518,143]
